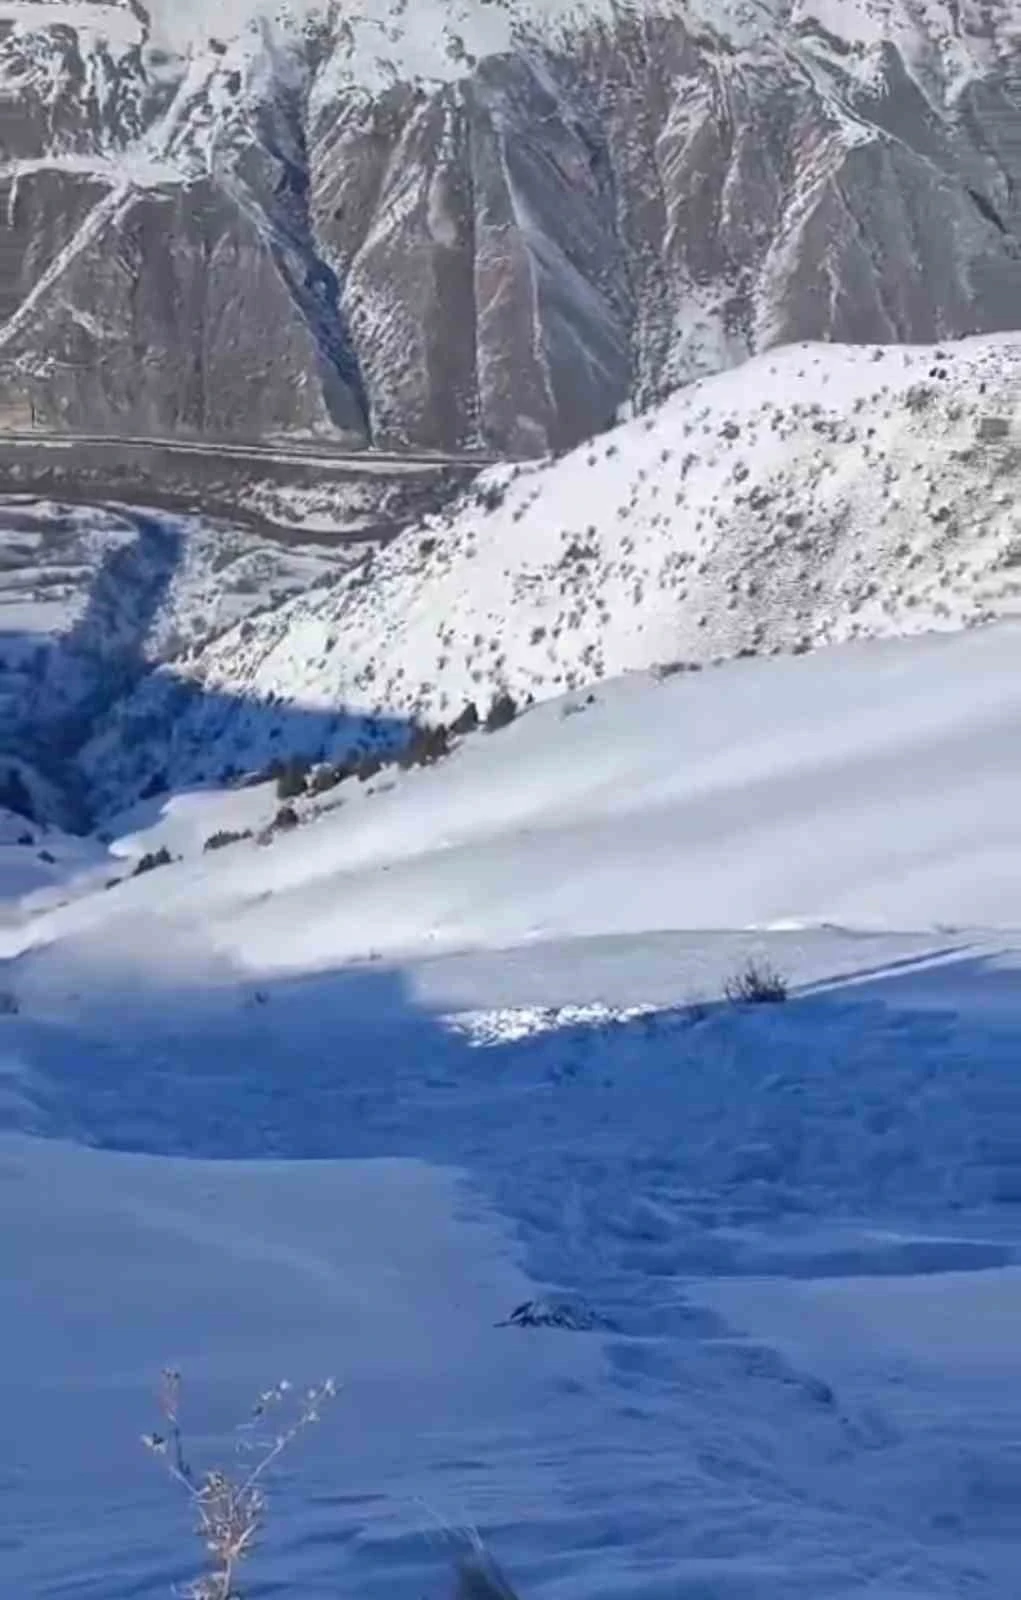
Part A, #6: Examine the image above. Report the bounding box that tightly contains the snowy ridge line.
[1,0,1004,85]
[71,330,1021,811]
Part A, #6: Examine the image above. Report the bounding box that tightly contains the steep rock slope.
[5,0,1021,450]
[78,334,1021,810]
[0,1,371,441]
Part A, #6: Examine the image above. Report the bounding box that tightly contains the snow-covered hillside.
[11,614,1021,967]
[76,335,1021,810]
[10,620,1021,1597]
[11,11,1021,1597]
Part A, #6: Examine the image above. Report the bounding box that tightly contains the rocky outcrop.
[2,174,367,437]
[3,0,1021,454]
[0,6,370,442]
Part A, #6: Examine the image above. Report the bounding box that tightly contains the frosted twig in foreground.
[143,1369,337,1600]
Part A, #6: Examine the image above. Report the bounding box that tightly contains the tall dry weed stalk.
[143,1367,336,1599]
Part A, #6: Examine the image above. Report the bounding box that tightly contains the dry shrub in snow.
[143,1368,336,1599]
[133,846,173,876]
[485,693,518,733]
[203,829,252,853]
[723,958,789,1005]
[143,1371,524,1600]
[275,757,310,801]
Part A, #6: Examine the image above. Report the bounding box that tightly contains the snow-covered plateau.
[8,315,1021,1592]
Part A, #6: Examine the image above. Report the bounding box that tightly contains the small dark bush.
[399,724,451,769]
[652,660,697,681]
[475,480,507,512]
[498,1297,612,1331]
[273,804,300,832]
[904,383,935,413]
[724,959,789,1005]
[450,702,480,736]
[561,539,598,566]
[133,846,174,877]
[276,758,310,801]
[485,693,518,733]
[203,828,253,853]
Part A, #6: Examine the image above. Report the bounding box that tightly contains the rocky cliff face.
[3,0,1021,455]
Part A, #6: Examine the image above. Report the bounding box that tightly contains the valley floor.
[6,628,1021,1598]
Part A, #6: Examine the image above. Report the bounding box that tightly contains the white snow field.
[9,623,1021,1596]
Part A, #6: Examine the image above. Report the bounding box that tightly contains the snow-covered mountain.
[5,0,1021,451]
[70,334,1021,811]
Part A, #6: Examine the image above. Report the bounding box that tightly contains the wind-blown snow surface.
[9,626,1021,1593]
[84,335,1021,808]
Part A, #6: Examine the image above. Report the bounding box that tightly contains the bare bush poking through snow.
[723,958,789,1005]
[450,701,480,736]
[133,846,174,877]
[399,723,452,769]
[203,829,253,853]
[485,693,518,733]
[143,1368,336,1600]
[275,758,310,801]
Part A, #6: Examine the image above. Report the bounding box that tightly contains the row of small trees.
[272,693,519,804]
